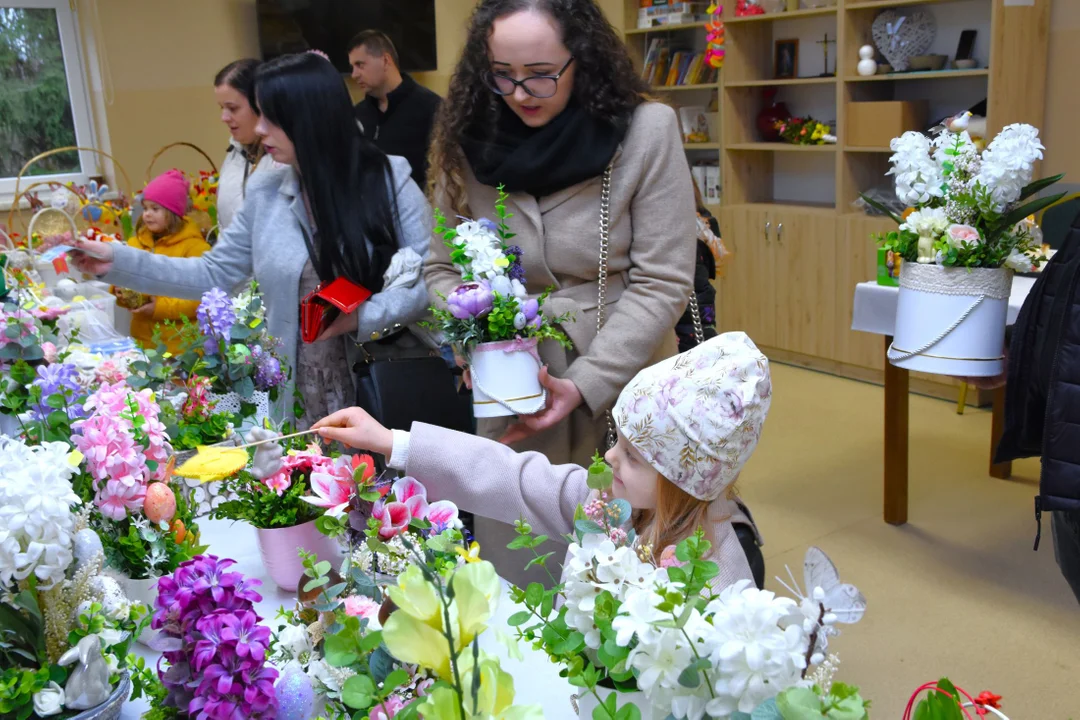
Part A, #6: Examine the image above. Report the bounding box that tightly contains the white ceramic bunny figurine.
[58,635,111,709]
[246,426,284,480]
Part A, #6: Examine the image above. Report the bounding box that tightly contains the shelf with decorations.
[623,1,726,203]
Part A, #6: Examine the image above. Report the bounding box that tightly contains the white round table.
[122,519,575,718]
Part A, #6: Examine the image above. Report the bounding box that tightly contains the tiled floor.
[741,363,1079,718]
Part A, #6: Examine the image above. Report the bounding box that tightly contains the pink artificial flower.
[96,478,147,520]
[370,696,405,720]
[342,595,381,622]
[391,477,427,504]
[426,500,459,532]
[658,545,684,569]
[302,467,355,516]
[41,342,58,364]
[263,470,291,496]
[93,359,127,386]
[946,223,982,249]
[372,501,411,538]
[415,677,434,697]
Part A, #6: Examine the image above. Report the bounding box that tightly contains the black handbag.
[353,349,474,435]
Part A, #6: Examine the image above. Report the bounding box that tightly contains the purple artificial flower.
[251,346,284,391]
[446,281,494,320]
[506,245,526,283]
[219,610,271,662]
[197,288,236,353]
[31,363,86,420]
[703,305,715,324]
[478,218,498,233]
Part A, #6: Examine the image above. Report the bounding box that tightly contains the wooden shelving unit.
[620,0,1050,399]
[649,83,720,92]
[626,21,709,35]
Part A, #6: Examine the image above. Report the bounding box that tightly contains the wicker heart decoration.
[871,9,936,72]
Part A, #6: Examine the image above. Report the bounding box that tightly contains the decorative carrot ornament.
[705,4,726,68]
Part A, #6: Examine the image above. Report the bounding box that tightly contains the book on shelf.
[679,106,711,143]
[637,1,709,28]
[690,162,721,204]
[640,40,717,86]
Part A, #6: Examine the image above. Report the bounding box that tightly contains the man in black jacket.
[974,209,1080,604]
[348,30,441,189]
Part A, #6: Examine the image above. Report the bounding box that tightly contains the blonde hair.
[634,476,727,555]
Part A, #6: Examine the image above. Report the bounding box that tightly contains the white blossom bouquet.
[507,458,870,720]
[864,123,1064,270]
[0,437,147,720]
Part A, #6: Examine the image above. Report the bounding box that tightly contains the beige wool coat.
[425,101,697,467]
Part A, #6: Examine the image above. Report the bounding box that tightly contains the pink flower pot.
[255,520,343,591]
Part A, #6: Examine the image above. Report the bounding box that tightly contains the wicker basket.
[146,142,220,238]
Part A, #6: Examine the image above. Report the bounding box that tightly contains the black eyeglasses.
[484,57,575,99]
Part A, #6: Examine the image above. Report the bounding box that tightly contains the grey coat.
[103,155,432,417]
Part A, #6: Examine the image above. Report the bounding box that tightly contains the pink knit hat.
[142,169,189,217]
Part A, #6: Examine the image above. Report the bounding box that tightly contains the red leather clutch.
[300,277,372,344]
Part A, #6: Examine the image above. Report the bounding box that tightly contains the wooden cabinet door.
[716,205,776,348]
[835,214,890,370]
[771,210,837,358]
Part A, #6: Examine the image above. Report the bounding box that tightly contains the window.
[0,0,97,199]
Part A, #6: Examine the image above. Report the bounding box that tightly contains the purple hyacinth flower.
[31,363,85,420]
[506,245,526,282]
[197,288,235,352]
[447,282,494,320]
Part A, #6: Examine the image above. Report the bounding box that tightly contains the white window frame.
[0,0,98,200]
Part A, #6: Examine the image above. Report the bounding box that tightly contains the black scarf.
[461,100,629,198]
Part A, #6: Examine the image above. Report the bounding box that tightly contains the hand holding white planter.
[429,186,572,419]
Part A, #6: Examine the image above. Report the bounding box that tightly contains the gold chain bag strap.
[595,165,705,450]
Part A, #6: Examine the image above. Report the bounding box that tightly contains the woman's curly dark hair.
[427,0,648,215]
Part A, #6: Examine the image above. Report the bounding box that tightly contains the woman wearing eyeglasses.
[425,0,696,584]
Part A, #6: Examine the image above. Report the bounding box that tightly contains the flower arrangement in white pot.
[864,122,1065,377]
[426,186,571,418]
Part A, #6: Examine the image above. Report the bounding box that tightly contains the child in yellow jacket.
[119,170,211,353]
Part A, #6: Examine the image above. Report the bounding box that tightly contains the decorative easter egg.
[144,482,177,523]
[275,664,316,720]
[73,528,104,571]
[170,519,187,543]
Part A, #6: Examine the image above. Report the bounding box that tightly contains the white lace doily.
[899,264,1012,300]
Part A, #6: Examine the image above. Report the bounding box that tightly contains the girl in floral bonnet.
[314,332,771,589]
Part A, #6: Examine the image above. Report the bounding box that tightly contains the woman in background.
[72,53,432,428]
[214,58,274,230]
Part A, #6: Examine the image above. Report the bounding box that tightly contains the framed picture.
[774,38,799,79]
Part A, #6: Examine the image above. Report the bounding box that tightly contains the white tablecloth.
[122,519,575,719]
[850,276,1036,336]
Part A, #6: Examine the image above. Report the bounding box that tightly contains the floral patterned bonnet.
[612,332,772,501]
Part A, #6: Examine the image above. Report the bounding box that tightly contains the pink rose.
[41,342,58,364]
[946,223,982,249]
[342,595,382,625]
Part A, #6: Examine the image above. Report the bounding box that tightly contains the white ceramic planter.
[116,575,163,648]
[888,263,1011,377]
[575,687,655,719]
[469,338,546,418]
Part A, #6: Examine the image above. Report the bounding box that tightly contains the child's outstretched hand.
[313,407,394,457]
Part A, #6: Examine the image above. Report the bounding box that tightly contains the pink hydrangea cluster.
[152,555,277,719]
[93,359,128,386]
[72,382,173,521]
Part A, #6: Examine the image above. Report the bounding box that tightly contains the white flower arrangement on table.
[0,437,147,720]
[507,459,870,720]
[865,123,1064,271]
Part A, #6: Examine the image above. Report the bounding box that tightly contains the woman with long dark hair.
[214,58,273,230]
[425,0,697,585]
[72,53,432,427]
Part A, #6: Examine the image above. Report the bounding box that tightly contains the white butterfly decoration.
[777,546,867,664]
